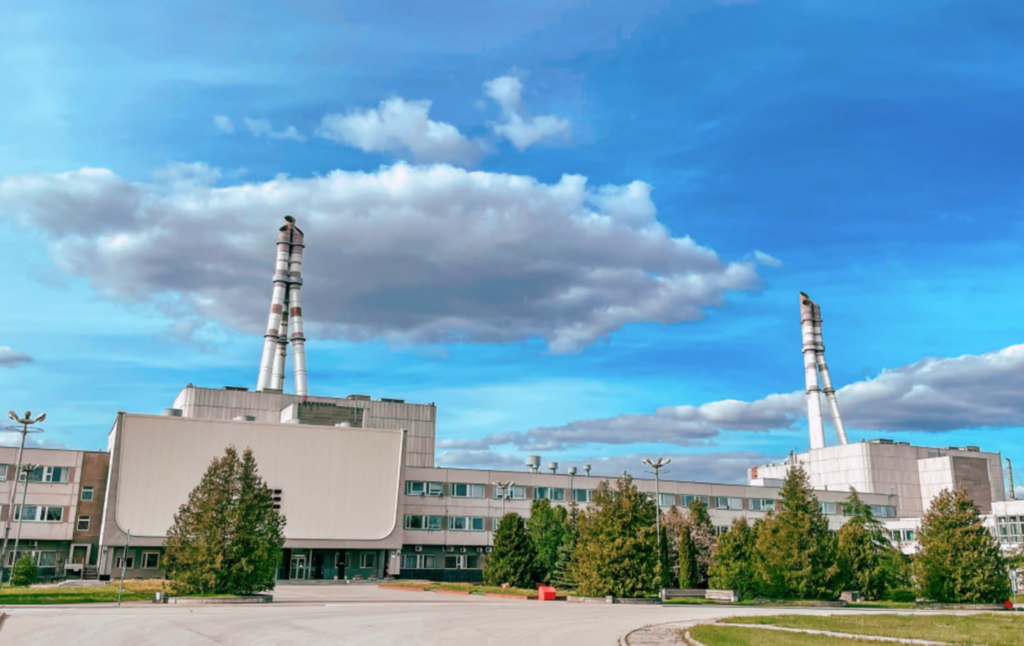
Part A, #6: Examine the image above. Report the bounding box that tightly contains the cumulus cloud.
[213,115,234,134]
[151,162,221,189]
[443,343,1024,451]
[317,98,487,165]
[0,347,33,368]
[436,449,773,484]
[0,164,765,353]
[483,75,571,150]
[243,118,305,141]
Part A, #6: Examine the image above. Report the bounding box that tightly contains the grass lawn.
[721,613,1024,645]
[0,580,164,605]
[689,625,887,645]
[379,580,540,597]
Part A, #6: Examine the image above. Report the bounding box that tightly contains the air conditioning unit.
[459,547,466,553]
[443,546,454,552]
[485,546,492,553]
[476,547,484,553]
[414,545,423,552]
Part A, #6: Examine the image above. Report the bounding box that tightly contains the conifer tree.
[484,513,539,589]
[657,523,673,589]
[752,464,841,600]
[164,446,285,595]
[708,517,758,598]
[914,488,1010,603]
[528,499,571,584]
[551,501,580,590]
[663,505,685,586]
[835,489,894,600]
[678,498,715,588]
[570,476,659,598]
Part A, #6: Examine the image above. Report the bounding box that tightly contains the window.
[37,552,56,567]
[142,552,160,569]
[820,502,837,515]
[404,515,443,531]
[81,486,95,502]
[715,526,731,536]
[450,483,485,498]
[996,516,1022,544]
[20,466,69,483]
[533,487,565,501]
[13,505,37,522]
[715,497,743,511]
[405,481,444,497]
[493,485,526,500]
[658,493,675,507]
[0,464,7,482]
[422,554,436,569]
[444,555,463,569]
[905,530,915,542]
[403,554,417,569]
[13,505,62,522]
[682,495,710,508]
[403,553,436,569]
[45,507,63,522]
[572,489,593,503]
[449,516,485,531]
[77,516,91,531]
[748,499,775,512]
[870,505,896,519]
[114,555,135,570]
[360,552,376,569]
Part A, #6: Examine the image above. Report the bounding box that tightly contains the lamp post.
[11,463,40,574]
[0,411,44,592]
[642,458,671,550]
[567,466,576,505]
[494,481,514,517]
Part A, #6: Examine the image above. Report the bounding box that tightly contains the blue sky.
[1,0,1023,490]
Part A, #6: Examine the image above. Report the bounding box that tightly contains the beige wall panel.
[115,415,403,541]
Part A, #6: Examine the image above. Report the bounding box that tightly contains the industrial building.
[3,218,1019,583]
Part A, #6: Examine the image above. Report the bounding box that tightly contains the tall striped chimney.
[257,216,309,395]
[800,293,848,449]
[811,300,848,445]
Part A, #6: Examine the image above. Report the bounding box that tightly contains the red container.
[538,585,557,601]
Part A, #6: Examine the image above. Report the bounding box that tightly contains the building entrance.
[290,554,306,580]
[311,553,325,579]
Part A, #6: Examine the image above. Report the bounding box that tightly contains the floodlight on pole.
[642,458,671,551]
[494,481,515,517]
[567,467,576,505]
[0,411,45,593]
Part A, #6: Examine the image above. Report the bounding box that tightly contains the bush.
[709,517,759,599]
[11,554,37,587]
[484,513,539,589]
[884,588,917,603]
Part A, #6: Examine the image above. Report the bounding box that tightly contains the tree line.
[484,465,1016,602]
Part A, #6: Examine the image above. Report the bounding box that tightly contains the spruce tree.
[570,476,659,598]
[752,464,841,600]
[663,505,685,586]
[835,489,893,600]
[164,446,286,595]
[914,488,1010,603]
[484,513,539,589]
[551,501,579,590]
[678,498,715,588]
[657,523,673,589]
[708,517,758,598]
[528,499,571,584]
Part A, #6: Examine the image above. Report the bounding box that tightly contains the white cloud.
[446,343,1024,451]
[151,162,221,189]
[0,347,32,368]
[317,98,487,165]
[213,115,234,134]
[243,118,305,141]
[0,163,767,353]
[483,74,572,150]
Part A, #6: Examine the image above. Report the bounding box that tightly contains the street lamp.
[11,463,41,572]
[642,458,671,550]
[567,466,576,505]
[494,481,515,517]
[0,411,44,591]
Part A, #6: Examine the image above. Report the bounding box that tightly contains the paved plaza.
[0,584,946,646]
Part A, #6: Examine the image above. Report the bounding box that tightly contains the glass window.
[404,515,425,530]
[360,553,376,569]
[82,486,95,501]
[142,552,160,569]
[44,467,69,483]
[820,502,837,515]
[572,489,593,503]
[405,481,443,497]
[467,555,480,569]
[77,516,91,531]
[682,495,710,508]
[45,507,63,522]
[403,554,418,569]
[534,487,565,501]
[715,526,730,535]
[114,556,135,570]
[494,485,526,500]
[451,483,485,498]
[658,493,675,507]
[471,517,484,531]
[870,505,896,519]
[426,516,443,531]
[449,516,484,531]
[21,467,44,482]
[0,464,7,482]
[422,554,436,568]
[716,497,743,511]
[444,555,460,569]
[37,552,57,567]
[14,506,38,522]
[749,499,775,512]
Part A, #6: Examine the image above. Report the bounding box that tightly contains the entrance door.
[290,554,306,580]
[311,553,324,579]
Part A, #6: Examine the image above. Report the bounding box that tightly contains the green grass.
[0,580,247,605]
[379,580,540,597]
[690,625,899,645]
[721,613,1024,645]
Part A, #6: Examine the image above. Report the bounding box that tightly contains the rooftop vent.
[548,462,558,474]
[347,394,371,401]
[223,386,249,392]
[162,408,183,417]
[526,455,541,473]
[233,415,256,422]
[896,441,910,446]
[378,398,405,403]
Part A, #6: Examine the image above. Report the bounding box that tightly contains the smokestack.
[811,300,848,445]
[257,216,309,395]
[800,293,826,450]
[1009,458,1016,500]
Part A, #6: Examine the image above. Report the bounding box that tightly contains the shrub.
[709,517,759,599]
[11,554,37,587]
[883,587,917,603]
[484,513,539,589]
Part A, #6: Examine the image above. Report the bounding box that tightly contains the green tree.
[708,517,759,599]
[663,505,685,587]
[528,499,571,584]
[835,490,896,600]
[678,498,715,588]
[914,488,1011,603]
[752,464,841,600]
[656,523,673,589]
[11,554,37,586]
[164,446,286,595]
[484,513,539,589]
[551,502,580,590]
[570,476,659,598]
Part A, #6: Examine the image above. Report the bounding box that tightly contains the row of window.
[889,529,916,542]
[404,515,486,532]
[13,505,64,523]
[0,465,73,484]
[996,515,1022,544]
[113,552,161,570]
[402,553,480,570]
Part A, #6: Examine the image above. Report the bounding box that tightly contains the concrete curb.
[696,620,980,645]
[432,589,471,596]
[168,594,272,605]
